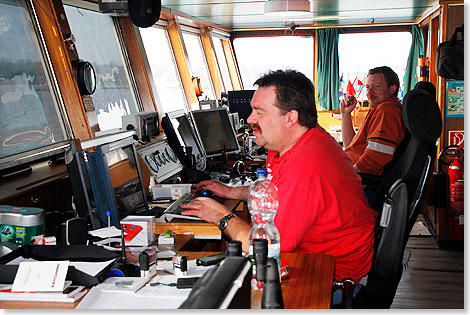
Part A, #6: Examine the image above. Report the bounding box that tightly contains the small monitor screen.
[101,140,148,219]
[167,110,206,171]
[228,90,255,123]
[191,107,240,158]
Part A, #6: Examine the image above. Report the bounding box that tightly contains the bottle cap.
[253,239,268,257]
[226,240,243,256]
[257,168,268,178]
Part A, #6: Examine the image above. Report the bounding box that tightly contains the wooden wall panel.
[439,2,464,148]
[36,0,92,142]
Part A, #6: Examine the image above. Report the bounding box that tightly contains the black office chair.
[359,81,437,201]
[336,84,442,308]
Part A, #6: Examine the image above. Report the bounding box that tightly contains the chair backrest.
[353,84,442,308]
[380,81,438,180]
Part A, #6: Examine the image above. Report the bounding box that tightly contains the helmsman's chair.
[338,83,442,308]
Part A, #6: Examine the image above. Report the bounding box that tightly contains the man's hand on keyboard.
[180,197,231,225]
[196,180,249,201]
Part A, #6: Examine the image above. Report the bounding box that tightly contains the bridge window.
[0,0,69,167]
[233,36,314,89]
[182,29,215,102]
[139,25,188,113]
[212,35,233,92]
[64,5,140,132]
[338,31,412,102]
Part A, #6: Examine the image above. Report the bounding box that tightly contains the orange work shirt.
[345,97,405,175]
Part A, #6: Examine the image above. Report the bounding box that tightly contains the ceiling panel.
[161,0,440,30]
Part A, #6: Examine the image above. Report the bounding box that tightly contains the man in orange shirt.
[341,66,406,175]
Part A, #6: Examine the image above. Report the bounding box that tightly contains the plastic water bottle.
[248,168,281,290]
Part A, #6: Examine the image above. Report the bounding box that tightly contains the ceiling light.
[282,15,350,22]
[265,0,311,17]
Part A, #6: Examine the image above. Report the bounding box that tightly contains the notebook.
[0,284,87,303]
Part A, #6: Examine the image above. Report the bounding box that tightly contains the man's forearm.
[341,113,355,147]
[230,185,250,202]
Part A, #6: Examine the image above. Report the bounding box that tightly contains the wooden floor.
[391,235,464,308]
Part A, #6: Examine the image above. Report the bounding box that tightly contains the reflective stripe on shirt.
[366,140,395,155]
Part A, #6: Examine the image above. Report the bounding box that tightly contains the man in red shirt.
[181,70,377,290]
[341,66,405,175]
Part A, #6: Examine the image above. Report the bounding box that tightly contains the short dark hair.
[368,66,400,97]
[253,69,317,128]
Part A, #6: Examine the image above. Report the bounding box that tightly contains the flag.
[355,79,364,97]
[347,80,356,96]
[339,74,346,98]
[339,74,346,90]
[398,73,405,100]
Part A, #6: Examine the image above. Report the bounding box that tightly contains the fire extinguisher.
[434,145,464,240]
[417,56,429,81]
[447,146,464,240]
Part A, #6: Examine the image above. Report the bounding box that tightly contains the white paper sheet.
[76,280,190,310]
[89,226,122,238]
[12,261,69,292]
[159,259,215,277]
[7,256,115,277]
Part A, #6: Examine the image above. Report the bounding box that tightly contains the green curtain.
[316,28,339,111]
[403,25,424,95]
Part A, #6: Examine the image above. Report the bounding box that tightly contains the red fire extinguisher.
[417,56,429,81]
[447,146,464,240]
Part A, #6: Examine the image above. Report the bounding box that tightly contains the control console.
[137,138,183,183]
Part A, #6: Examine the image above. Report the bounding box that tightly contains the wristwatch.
[217,214,236,232]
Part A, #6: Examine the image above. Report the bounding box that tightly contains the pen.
[106,210,111,246]
[121,226,126,263]
[106,210,111,227]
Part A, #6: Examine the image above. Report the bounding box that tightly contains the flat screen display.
[228,90,255,123]
[167,109,206,171]
[101,138,148,219]
[191,107,240,158]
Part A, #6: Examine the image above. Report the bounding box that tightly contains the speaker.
[128,0,161,28]
[64,218,89,245]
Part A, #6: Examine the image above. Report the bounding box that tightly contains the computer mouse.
[196,189,215,198]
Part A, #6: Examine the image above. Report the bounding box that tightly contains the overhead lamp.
[264,0,311,17]
[282,15,350,22]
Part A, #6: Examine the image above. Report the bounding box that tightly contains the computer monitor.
[65,144,101,229]
[165,109,206,171]
[228,90,255,125]
[191,107,241,158]
[67,131,149,229]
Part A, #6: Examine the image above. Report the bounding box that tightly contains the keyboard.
[163,192,226,220]
[165,192,198,215]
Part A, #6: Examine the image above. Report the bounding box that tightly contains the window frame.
[180,25,216,101]
[231,31,315,90]
[0,0,87,171]
[137,22,191,114]
[62,3,148,133]
[336,26,413,109]
[211,29,234,92]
